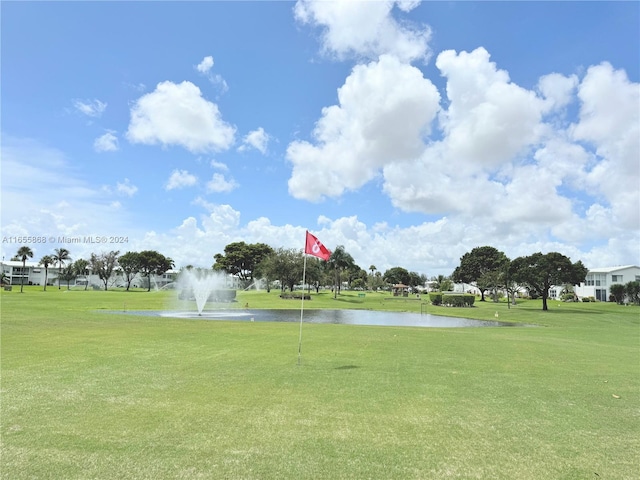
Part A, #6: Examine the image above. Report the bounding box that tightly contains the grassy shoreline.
[2,287,638,479]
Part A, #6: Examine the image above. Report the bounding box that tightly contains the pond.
[117,308,522,328]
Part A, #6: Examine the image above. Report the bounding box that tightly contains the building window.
[611,275,623,283]
[585,274,594,286]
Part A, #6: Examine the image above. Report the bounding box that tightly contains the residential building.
[574,265,640,301]
[1,259,179,290]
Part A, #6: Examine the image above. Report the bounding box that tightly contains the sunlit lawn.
[1,287,638,479]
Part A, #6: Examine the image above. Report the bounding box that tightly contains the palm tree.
[38,255,55,291]
[368,265,377,290]
[16,246,34,293]
[327,245,355,299]
[53,248,71,290]
[432,274,453,292]
[73,259,90,290]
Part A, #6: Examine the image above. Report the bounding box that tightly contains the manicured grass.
[1,287,638,479]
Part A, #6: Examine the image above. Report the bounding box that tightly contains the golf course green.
[1,287,638,479]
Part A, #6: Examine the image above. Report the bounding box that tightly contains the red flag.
[305,231,331,261]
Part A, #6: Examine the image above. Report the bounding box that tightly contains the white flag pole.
[297,252,308,366]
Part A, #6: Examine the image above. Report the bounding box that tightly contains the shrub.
[429,292,442,305]
[430,293,475,307]
[280,293,310,300]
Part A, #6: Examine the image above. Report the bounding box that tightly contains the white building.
[1,259,178,290]
[573,265,640,301]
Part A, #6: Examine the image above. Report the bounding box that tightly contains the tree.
[408,271,427,290]
[511,252,588,311]
[368,265,377,289]
[477,270,502,302]
[58,265,76,290]
[304,257,325,293]
[383,267,411,287]
[90,251,120,291]
[431,274,454,292]
[38,254,55,291]
[213,242,274,288]
[345,265,367,290]
[73,259,90,290]
[609,283,626,305]
[16,246,33,293]
[138,250,174,291]
[452,246,509,301]
[53,248,72,290]
[118,252,141,291]
[625,281,640,305]
[369,271,385,291]
[327,245,355,298]
[258,248,304,293]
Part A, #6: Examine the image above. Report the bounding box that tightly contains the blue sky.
[2,1,639,276]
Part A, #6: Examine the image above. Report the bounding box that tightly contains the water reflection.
[122,309,520,328]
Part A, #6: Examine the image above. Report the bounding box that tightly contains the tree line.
[451,246,592,311]
[8,246,173,292]
[212,241,427,298]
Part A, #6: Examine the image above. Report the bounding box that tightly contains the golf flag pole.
[297,253,308,366]
[298,231,331,365]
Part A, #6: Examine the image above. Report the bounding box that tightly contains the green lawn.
[1,287,638,479]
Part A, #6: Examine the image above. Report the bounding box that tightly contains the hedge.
[429,292,475,307]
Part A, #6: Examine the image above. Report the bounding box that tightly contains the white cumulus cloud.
[286,54,440,201]
[196,55,214,73]
[294,0,431,62]
[238,127,270,154]
[93,131,119,152]
[206,173,238,193]
[165,169,198,190]
[126,80,236,153]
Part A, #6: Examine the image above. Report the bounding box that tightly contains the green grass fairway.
[2,288,638,479]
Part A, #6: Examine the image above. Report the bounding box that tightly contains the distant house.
[392,284,409,297]
[574,265,640,301]
[1,260,47,286]
[0,260,179,290]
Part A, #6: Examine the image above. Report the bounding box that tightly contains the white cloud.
[116,178,138,197]
[196,55,214,73]
[286,41,639,263]
[294,0,431,62]
[287,54,440,201]
[238,127,270,154]
[165,169,198,190]
[210,159,229,171]
[126,80,236,153]
[436,47,544,168]
[73,99,107,117]
[0,136,139,261]
[537,72,579,113]
[206,173,238,193]
[93,131,119,152]
[572,62,640,229]
[195,55,228,93]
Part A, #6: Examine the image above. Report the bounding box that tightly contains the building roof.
[2,260,41,268]
[588,265,639,273]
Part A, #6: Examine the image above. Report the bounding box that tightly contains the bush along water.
[429,292,475,307]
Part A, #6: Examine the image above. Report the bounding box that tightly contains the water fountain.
[177,269,236,316]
